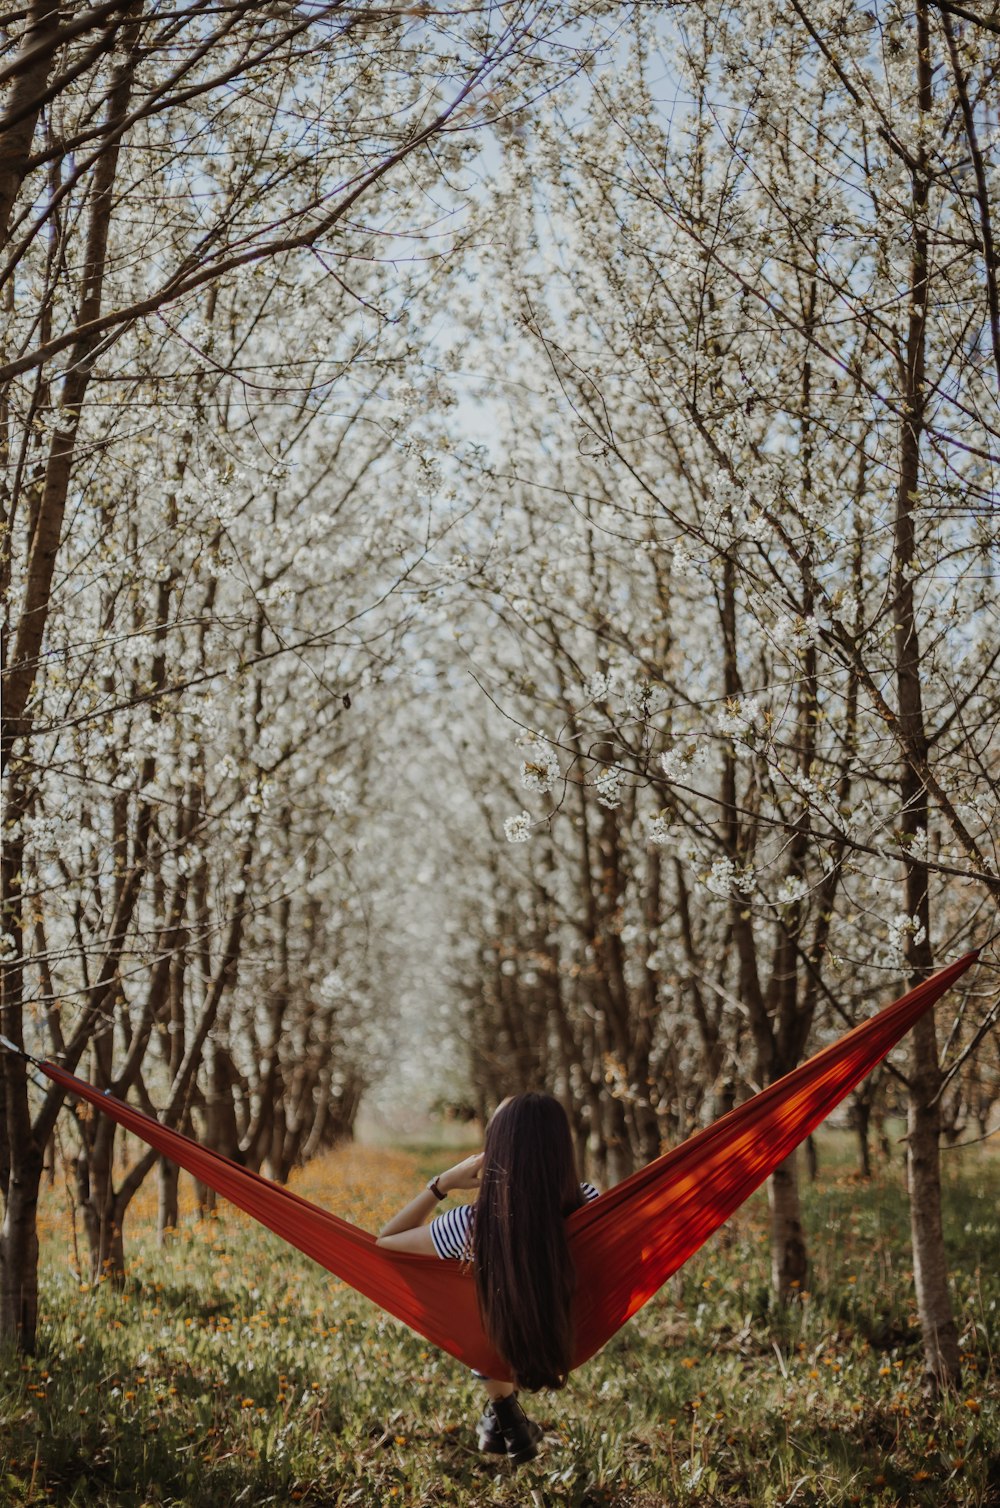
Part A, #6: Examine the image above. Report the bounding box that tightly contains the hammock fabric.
[37,951,978,1380]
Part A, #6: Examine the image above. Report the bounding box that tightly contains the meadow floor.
[0,1133,997,1507]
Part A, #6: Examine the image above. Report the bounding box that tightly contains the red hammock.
[37,951,978,1380]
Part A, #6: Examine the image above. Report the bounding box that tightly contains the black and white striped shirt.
[429,1182,600,1260]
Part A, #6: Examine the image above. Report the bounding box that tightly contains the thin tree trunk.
[894,0,960,1394]
[854,1096,873,1181]
[0,782,45,1349]
[0,12,143,1349]
[719,536,810,1301]
[2,10,142,763]
[77,1134,127,1287]
[0,1156,42,1348]
[767,1147,808,1296]
[0,0,61,241]
[805,1135,818,1183]
[907,1010,958,1388]
[157,1158,179,1239]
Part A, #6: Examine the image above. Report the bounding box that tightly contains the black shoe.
[476,1400,544,1455]
[476,1406,508,1454]
[486,1393,542,1465]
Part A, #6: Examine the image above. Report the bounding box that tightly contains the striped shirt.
[429,1182,600,1260]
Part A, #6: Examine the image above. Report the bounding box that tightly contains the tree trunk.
[0,1068,8,1216]
[854,1096,873,1180]
[767,1147,808,1298]
[2,15,142,764]
[804,1134,818,1183]
[0,789,43,1350]
[0,1144,43,1351]
[891,0,960,1395]
[157,1158,180,1241]
[601,1094,633,1186]
[0,11,144,1350]
[0,0,61,241]
[908,1012,960,1390]
[77,1134,127,1288]
[200,1042,244,1210]
[876,1112,892,1167]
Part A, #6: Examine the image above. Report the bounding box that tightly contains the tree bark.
[0,774,45,1348]
[157,1158,179,1240]
[894,0,960,1394]
[767,1148,808,1296]
[77,1137,128,1288]
[720,537,811,1300]
[853,1093,873,1180]
[2,8,142,764]
[0,1145,42,1349]
[0,0,61,241]
[0,9,142,1346]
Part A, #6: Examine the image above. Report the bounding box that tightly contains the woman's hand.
[375,1150,484,1248]
[439,1151,484,1193]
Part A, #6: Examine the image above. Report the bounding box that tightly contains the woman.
[376,1092,598,1464]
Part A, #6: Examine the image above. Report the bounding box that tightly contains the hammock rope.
[15,950,982,1379]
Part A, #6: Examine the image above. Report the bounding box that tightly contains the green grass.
[1,1136,997,1507]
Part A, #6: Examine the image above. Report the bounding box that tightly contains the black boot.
[476,1393,544,1455]
[475,1405,508,1454]
[486,1392,542,1465]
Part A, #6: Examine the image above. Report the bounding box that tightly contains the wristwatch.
[427,1176,446,1201]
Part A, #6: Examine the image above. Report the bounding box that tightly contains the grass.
[1,1133,997,1507]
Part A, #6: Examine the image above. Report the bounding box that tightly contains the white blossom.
[518,733,560,795]
[503,811,533,843]
[672,538,698,579]
[595,766,626,808]
[716,695,761,740]
[705,857,737,897]
[887,913,928,965]
[660,745,694,782]
[776,875,808,906]
[647,813,674,846]
[902,827,929,863]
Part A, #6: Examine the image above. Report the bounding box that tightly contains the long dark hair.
[471,1092,584,1391]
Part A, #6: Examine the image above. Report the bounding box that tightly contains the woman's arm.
[375,1152,484,1253]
